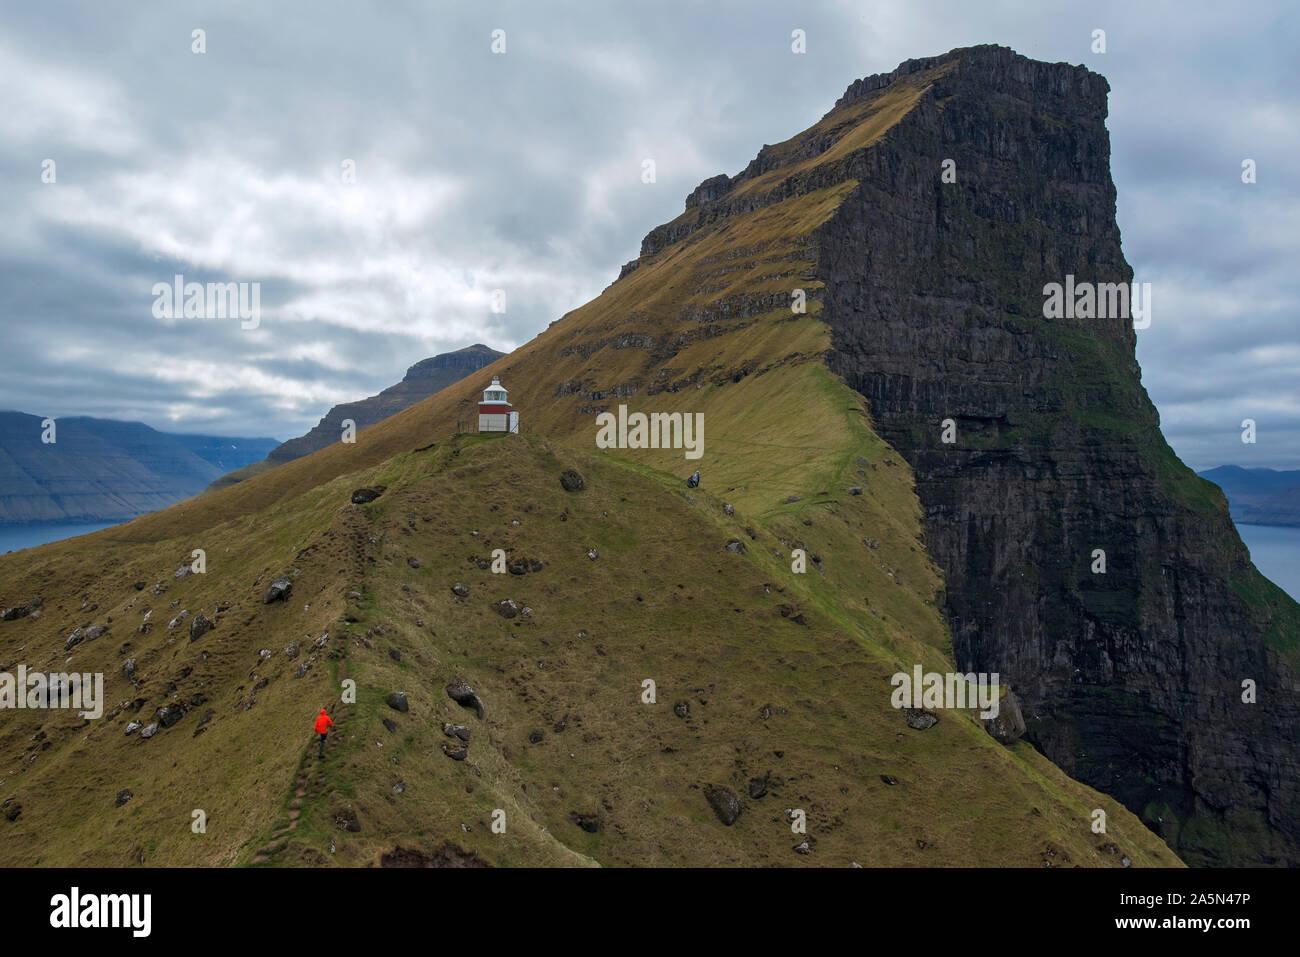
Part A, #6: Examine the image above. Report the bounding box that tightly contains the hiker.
[314,707,333,757]
[686,470,700,489]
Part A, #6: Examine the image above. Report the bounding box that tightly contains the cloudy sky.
[1,0,1296,469]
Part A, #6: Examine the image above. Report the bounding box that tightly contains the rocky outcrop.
[802,44,1300,865]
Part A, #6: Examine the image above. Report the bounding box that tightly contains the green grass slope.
[0,431,1177,867]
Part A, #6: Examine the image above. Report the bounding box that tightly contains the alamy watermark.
[1042,275,1151,329]
[595,404,703,460]
[152,274,261,329]
[0,666,103,718]
[891,665,1000,719]
[50,887,150,937]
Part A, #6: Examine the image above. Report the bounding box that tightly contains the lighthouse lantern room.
[477,375,518,433]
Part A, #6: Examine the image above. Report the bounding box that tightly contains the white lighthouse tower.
[477,375,517,433]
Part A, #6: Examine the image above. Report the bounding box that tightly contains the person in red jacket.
[314,707,333,757]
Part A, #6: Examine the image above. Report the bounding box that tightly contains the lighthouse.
[477,375,518,433]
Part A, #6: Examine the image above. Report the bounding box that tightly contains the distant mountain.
[207,343,503,490]
[0,411,279,524]
[165,433,281,473]
[1199,465,1300,527]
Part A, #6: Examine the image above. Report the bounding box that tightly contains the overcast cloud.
[0,0,1295,469]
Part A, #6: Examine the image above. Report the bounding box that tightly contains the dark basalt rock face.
[806,45,1300,865]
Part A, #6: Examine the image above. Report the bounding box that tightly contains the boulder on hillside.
[1,598,41,621]
[189,614,213,642]
[982,689,1027,745]
[386,692,409,713]
[335,808,361,832]
[904,708,939,730]
[263,578,293,604]
[704,784,742,826]
[559,469,585,492]
[445,680,485,719]
[442,723,471,742]
[351,486,386,504]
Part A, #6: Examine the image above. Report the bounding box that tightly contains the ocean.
[0,521,124,555]
[1237,524,1300,603]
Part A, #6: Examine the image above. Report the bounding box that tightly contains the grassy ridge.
[0,402,1179,867]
